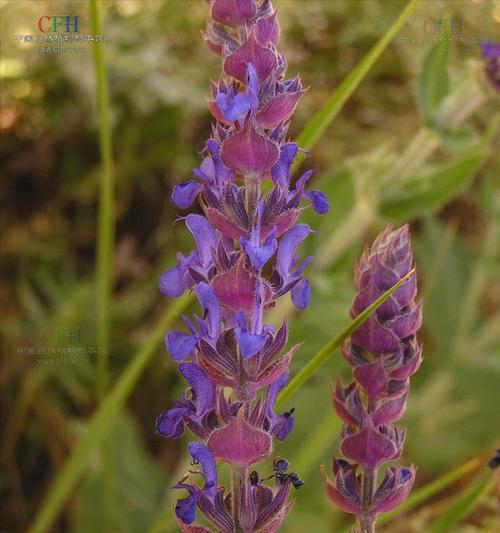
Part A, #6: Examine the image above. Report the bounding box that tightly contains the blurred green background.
[1,0,499,532]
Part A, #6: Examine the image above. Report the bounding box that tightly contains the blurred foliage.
[1,1,499,532]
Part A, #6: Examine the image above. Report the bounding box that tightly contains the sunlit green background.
[1,1,499,532]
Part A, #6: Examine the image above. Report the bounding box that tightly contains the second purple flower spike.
[323,225,422,533]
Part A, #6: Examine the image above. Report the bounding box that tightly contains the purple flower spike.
[326,225,422,531]
[157,1,329,529]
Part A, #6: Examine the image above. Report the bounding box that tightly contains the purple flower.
[156,363,216,439]
[325,225,422,531]
[480,40,500,91]
[157,0,329,529]
[172,442,220,525]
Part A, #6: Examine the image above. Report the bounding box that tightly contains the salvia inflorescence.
[157,1,424,532]
[323,225,422,533]
[156,0,327,531]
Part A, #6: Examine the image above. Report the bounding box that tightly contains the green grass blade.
[289,410,341,478]
[275,269,415,409]
[430,469,495,533]
[27,294,190,533]
[90,0,115,400]
[339,458,481,533]
[295,0,420,158]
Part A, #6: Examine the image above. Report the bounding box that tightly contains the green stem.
[90,0,114,401]
[90,0,115,527]
[453,221,499,357]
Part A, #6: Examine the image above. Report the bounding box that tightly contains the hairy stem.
[231,468,244,533]
[244,176,260,213]
[360,469,376,533]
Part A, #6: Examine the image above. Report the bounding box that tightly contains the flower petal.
[291,278,309,310]
[172,180,203,209]
[188,442,217,501]
[179,362,215,418]
[235,328,268,359]
[166,331,198,361]
[271,143,298,188]
[276,224,311,279]
[156,405,187,438]
[159,264,186,298]
[186,215,217,270]
[304,189,329,214]
[195,283,221,339]
[173,484,198,525]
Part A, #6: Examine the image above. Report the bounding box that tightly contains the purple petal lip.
[172,180,203,209]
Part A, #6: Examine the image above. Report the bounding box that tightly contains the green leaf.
[294,0,420,165]
[27,294,190,533]
[417,26,450,127]
[438,127,481,155]
[74,413,167,533]
[380,152,485,221]
[275,269,415,409]
[429,469,495,533]
[339,458,481,533]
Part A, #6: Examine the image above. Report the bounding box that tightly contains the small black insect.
[249,470,260,486]
[289,473,304,489]
[273,458,289,475]
[272,458,303,489]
